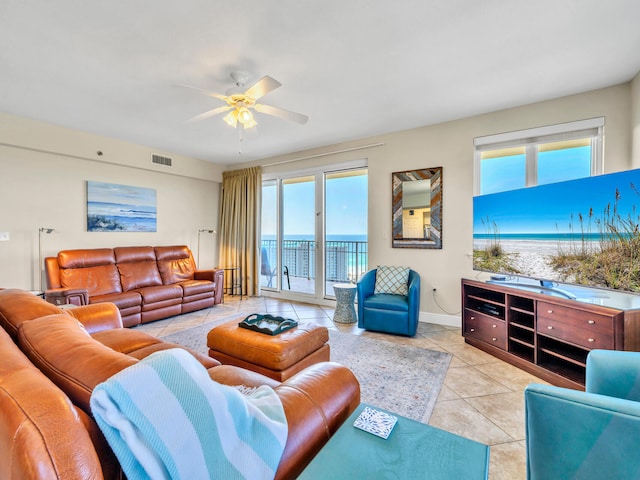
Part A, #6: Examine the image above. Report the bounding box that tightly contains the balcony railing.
[261,239,368,289]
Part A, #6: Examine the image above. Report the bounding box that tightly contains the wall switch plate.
[0,232,9,241]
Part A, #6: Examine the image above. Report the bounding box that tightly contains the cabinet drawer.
[537,315,613,350]
[537,301,615,335]
[464,308,507,350]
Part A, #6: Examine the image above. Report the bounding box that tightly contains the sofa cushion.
[17,314,137,413]
[57,249,122,296]
[91,290,142,309]
[91,328,220,368]
[0,288,62,338]
[156,245,196,284]
[113,246,155,263]
[0,327,104,480]
[58,248,115,268]
[374,265,409,296]
[155,245,191,262]
[136,284,183,306]
[61,264,123,296]
[114,246,163,291]
[117,261,162,291]
[180,279,216,296]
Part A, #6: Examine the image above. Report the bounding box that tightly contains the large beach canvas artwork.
[473,168,640,293]
[87,181,157,232]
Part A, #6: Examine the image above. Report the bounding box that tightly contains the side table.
[217,266,242,299]
[333,283,357,324]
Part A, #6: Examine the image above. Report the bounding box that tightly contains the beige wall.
[1,82,635,322]
[243,83,633,325]
[0,113,223,290]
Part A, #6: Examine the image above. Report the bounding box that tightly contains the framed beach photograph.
[87,181,157,232]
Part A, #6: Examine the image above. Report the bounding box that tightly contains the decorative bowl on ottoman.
[239,313,299,335]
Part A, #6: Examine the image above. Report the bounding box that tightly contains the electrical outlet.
[0,232,9,241]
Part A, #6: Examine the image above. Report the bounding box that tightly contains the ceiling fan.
[182,71,308,130]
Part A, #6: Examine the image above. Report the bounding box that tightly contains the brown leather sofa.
[0,289,360,480]
[44,245,224,327]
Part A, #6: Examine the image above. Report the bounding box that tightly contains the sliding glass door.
[261,161,368,301]
[282,176,316,295]
[260,180,278,290]
[324,169,368,296]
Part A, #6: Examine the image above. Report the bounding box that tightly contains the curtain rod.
[262,142,385,167]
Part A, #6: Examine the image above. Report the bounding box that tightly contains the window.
[260,161,368,300]
[474,118,604,195]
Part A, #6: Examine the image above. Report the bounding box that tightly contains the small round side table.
[333,283,357,324]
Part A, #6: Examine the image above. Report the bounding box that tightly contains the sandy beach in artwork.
[473,238,600,282]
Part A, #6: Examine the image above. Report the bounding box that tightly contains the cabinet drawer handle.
[470,316,475,320]
[588,338,595,343]
[587,320,595,325]
[547,326,554,330]
[492,337,497,341]
[492,324,497,328]
[547,309,553,314]
[470,328,475,332]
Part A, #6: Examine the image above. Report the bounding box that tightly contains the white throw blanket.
[90,348,288,480]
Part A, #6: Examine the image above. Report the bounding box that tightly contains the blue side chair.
[356,268,420,336]
[525,349,640,480]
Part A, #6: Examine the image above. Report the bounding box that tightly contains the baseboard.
[419,311,460,328]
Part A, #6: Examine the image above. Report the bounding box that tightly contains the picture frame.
[392,167,442,249]
[87,181,157,232]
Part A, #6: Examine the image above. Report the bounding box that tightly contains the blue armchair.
[525,349,640,480]
[356,268,420,336]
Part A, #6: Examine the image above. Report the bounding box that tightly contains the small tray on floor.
[239,313,299,335]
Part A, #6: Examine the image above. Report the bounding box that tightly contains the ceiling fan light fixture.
[182,73,306,134]
[243,117,257,129]
[237,106,254,125]
[223,110,238,127]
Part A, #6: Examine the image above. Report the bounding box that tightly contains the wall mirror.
[392,167,442,249]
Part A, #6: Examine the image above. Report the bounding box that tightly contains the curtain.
[218,166,261,296]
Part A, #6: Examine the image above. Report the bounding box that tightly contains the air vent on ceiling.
[151,154,172,167]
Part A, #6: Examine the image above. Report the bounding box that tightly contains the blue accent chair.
[356,268,420,336]
[525,349,640,480]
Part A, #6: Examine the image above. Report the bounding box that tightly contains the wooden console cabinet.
[461,279,640,389]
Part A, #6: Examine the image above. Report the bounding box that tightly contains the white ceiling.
[2,1,640,166]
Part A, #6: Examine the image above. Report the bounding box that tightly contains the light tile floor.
[135,295,547,480]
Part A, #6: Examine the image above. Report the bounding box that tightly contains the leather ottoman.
[207,319,330,381]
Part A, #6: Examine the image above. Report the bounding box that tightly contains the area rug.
[161,318,452,424]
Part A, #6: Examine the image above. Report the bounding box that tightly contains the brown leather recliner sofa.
[44,245,224,327]
[0,289,360,480]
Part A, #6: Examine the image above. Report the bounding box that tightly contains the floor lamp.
[197,229,216,267]
[38,227,55,294]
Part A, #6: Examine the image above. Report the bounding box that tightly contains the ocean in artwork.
[472,168,640,291]
[87,181,157,232]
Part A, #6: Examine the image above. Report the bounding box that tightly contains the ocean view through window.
[261,164,368,298]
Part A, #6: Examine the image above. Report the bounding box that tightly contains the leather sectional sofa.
[0,289,360,480]
[44,245,224,327]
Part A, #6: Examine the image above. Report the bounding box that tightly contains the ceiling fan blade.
[176,83,227,101]
[187,105,233,123]
[255,103,309,124]
[244,76,282,100]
